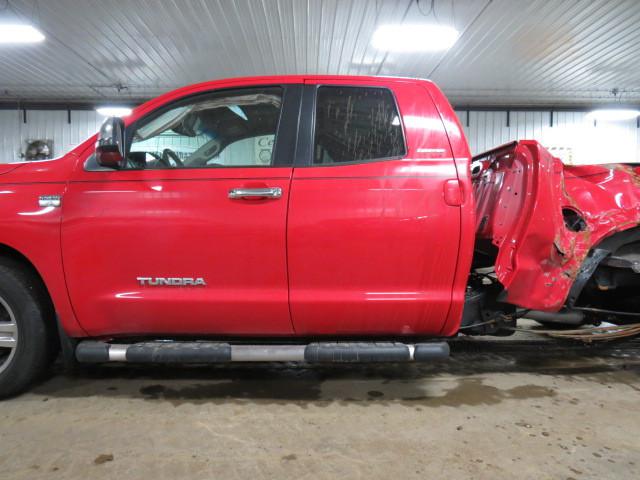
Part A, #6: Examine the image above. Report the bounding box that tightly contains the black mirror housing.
[95,117,126,169]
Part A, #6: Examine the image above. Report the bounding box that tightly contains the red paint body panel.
[426,85,475,336]
[474,141,640,311]
[62,163,294,337]
[0,155,86,336]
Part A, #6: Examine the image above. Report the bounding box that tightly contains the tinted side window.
[125,87,283,169]
[313,86,405,165]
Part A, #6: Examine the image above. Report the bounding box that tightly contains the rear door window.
[313,86,406,165]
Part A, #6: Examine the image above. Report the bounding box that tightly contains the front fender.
[0,153,86,336]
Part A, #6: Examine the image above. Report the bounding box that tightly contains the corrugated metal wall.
[1,109,639,164]
[455,110,640,165]
[0,110,103,163]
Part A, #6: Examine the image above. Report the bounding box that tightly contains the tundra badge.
[137,277,207,286]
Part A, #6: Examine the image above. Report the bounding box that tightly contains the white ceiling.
[1,0,639,106]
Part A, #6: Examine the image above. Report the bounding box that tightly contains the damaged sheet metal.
[473,141,640,311]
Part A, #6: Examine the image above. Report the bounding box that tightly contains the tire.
[0,259,56,399]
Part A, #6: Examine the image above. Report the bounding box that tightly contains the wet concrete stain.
[401,379,556,407]
[139,380,323,407]
[136,376,556,408]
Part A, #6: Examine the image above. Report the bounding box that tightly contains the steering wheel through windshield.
[161,148,184,168]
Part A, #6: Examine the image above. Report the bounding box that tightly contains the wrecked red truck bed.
[470,140,640,330]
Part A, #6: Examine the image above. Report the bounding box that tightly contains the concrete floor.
[0,333,639,479]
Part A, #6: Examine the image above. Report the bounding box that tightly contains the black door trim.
[293,85,317,167]
[272,84,303,167]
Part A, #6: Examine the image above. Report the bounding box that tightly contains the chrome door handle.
[228,187,282,199]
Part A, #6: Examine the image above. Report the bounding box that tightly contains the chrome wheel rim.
[0,296,17,375]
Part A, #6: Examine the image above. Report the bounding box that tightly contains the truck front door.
[62,85,301,337]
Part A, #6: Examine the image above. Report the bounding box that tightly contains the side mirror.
[95,117,126,169]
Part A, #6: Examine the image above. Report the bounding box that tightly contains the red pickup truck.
[0,75,638,397]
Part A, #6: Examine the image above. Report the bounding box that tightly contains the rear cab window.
[313,86,406,165]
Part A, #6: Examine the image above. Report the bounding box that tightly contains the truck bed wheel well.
[569,226,640,320]
[0,244,59,358]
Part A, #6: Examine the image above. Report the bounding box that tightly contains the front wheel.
[0,261,56,398]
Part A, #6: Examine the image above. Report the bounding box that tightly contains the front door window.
[126,88,283,169]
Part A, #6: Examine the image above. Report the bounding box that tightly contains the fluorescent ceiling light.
[0,24,45,44]
[96,106,132,117]
[372,24,458,52]
[586,109,640,122]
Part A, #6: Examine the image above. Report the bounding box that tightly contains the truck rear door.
[287,79,462,335]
